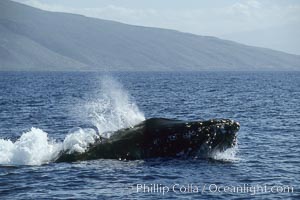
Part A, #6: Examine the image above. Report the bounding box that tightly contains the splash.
[0,127,100,166]
[62,127,99,154]
[0,128,60,165]
[0,76,145,166]
[85,76,145,137]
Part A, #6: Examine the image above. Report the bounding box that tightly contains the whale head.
[142,118,240,158]
[196,119,240,152]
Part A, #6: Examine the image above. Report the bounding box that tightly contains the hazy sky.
[13,0,300,55]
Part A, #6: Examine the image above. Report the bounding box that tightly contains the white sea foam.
[0,76,145,166]
[0,127,102,166]
[0,128,60,165]
[209,145,239,162]
[62,128,99,154]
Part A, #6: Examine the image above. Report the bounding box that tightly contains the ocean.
[0,71,299,199]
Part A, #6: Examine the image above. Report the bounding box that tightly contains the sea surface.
[0,72,299,199]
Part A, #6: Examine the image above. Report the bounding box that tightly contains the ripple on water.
[0,72,299,199]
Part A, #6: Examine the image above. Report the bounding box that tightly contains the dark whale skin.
[55,118,240,162]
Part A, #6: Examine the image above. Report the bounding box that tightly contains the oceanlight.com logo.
[134,183,294,196]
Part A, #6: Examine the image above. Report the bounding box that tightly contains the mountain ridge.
[0,0,300,71]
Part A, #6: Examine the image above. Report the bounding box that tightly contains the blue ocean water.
[0,72,299,199]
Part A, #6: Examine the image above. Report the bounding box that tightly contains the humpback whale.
[55,118,240,162]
